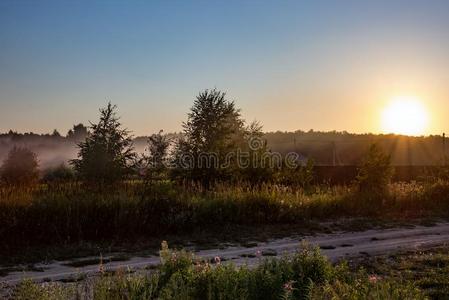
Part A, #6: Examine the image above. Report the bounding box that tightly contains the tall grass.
[1,180,449,253]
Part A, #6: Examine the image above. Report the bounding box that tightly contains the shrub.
[278,159,315,190]
[42,164,75,182]
[0,147,39,186]
[355,144,394,205]
[422,180,449,210]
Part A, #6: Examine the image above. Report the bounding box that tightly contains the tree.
[142,130,170,181]
[173,89,246,184]
[51,129,61,137]
[356,143,394,199]
[239,121,275,183]
[0,147,39,185]
[67,123,88,142]
[70,103,136,184]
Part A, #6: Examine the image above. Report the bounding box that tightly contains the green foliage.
[0,147,39,186]
[70,103,136,184]
[90,243,335,300]
[12,244,425,300]
[355,144,394,203]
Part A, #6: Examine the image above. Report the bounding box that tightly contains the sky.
[0,0,448,136]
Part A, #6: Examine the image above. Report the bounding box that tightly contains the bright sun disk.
[381,96,429,136]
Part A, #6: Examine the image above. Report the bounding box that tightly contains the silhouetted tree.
[356,143,394,201]
[141,130,170,181]
[0,147,39,185]
[70,103,136,184]
[67,123,88,141]
[173,89,245,184]
[51,129,61,137]
[239,121,275,183]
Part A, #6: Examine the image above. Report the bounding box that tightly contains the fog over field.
[0,129,447,171]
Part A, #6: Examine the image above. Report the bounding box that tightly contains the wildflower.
[368,274,380,283]
[283,280,294,292]
[256,250,262,258]
[214,256,221,264]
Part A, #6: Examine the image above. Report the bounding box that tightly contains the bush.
[0,147,39,186]
[42,164,75,182]
[355,144,394,205]
[278,159,315,190]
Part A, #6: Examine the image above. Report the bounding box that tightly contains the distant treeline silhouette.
[1,129,446,168]
[264,130,447,166]
[0,87,447,170]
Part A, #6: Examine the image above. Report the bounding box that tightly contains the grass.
[9,243,426,300]
[350,246,449,299]
[1,179,449,264]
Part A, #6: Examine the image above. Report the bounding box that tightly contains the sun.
[381,96,429,136]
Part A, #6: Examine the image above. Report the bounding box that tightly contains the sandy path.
[2,222,449,286]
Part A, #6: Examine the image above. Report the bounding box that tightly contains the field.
[1,97,449,299]
[1,179,449,261]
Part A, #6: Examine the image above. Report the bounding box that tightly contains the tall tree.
[174,89,246,184]
[70,103,136,184]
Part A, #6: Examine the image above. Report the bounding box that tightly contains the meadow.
[2,178,449,263]
[2,98,449,299]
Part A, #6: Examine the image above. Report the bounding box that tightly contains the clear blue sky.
[1,0,448,135]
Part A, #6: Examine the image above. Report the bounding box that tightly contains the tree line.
[2,89,301,186]
[1,88,442,194]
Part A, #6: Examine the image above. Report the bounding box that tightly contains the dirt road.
[2,222,449,286]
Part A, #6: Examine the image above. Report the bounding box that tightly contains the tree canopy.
[174,89,246,183]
